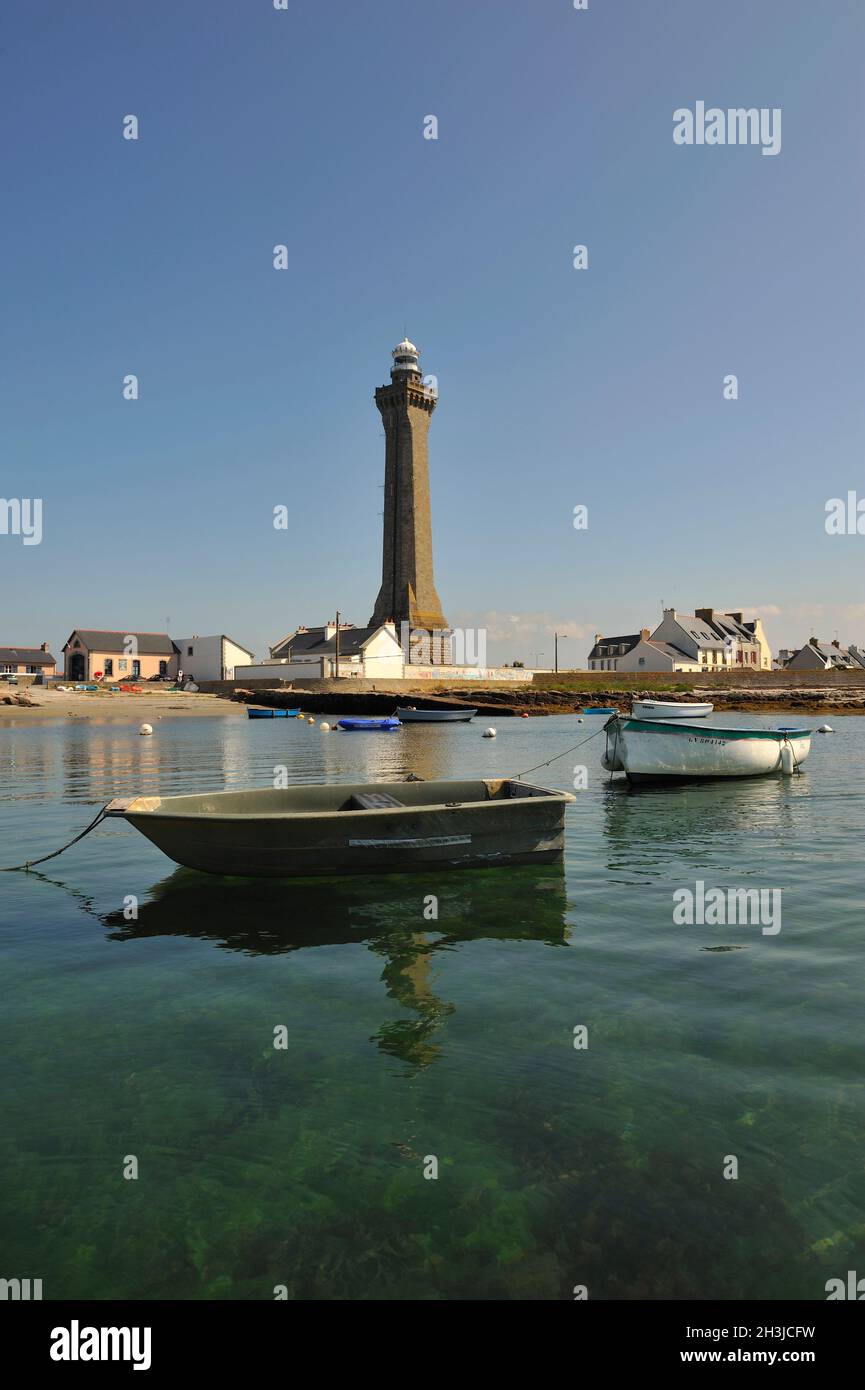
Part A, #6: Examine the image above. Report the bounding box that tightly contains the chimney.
[695,608,714,624]
[40,642,48,652]
[594,633,602,645]
[727,612,743,625]
[832,639,841,649]
[640,628,650,641]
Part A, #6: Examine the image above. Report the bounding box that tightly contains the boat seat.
[347,792,406,810]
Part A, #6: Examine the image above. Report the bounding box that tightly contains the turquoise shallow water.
[1,711,863,1300]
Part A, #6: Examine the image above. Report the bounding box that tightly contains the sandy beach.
[0,688,243,721]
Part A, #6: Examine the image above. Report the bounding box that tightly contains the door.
[132,660,141,679]
[68,652,86,681]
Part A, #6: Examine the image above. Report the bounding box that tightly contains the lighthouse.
[368,338,449,647]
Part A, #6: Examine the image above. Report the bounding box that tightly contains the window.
[1,664,14,674]
[639,657,645,666]
[187,646,193,656]
[119,659,127,672]
[104,659,113,677]
[159,661,167,676]
[132,660,140,678]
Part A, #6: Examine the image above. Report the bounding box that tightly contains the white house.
[650,609,735,670]
[172,634,256,683]
[587,630,700,673]
[617,639,701,673]
[236,621,406,682]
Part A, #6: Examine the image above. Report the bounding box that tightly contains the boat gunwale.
[120,781,576,822]
[394,707,478,716]
[611,716,811,741]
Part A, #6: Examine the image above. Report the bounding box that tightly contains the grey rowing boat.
[395,707,477,722]
[106,778,575,878]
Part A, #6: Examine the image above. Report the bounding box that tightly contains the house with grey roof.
[650,609,732,670]
[588,629,700,672]
[0,643,57,678]
[693,609,763,669]
[63,629,178,682]
[587,632,644,671]
[236,620,406,682]
[786,639,864,671]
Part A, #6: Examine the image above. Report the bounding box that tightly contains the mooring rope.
[0,804,111,873]
[512,724,607,780]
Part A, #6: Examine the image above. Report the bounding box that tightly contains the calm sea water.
[1,711,863,1300]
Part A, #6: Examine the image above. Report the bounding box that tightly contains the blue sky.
[2,0,863,667]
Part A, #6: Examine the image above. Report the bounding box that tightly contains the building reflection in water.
[49,717,488,809]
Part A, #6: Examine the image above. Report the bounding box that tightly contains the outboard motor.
[601,715,625,773]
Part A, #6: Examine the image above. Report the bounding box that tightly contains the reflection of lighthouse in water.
[98,865,569,1070]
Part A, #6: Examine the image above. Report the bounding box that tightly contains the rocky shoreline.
[231,685,865,718]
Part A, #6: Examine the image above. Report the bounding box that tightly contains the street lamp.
[533,651,545,669]
[554,632,568,674]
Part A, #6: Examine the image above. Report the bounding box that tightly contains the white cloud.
[451,609,594,643]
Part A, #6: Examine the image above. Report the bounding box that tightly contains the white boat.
[631,699,713,720]
[601,715,811,782]
[105,777,574,877]
[395,706,477,723]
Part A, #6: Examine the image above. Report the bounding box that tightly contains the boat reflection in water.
[100,863,570,1069]
[600,772,806,880]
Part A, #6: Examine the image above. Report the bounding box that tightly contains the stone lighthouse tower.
[369,338,449,641]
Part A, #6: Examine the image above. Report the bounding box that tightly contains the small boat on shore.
[395,707,477,723]
[338,717,401,732]
[631,699,713,720]
[583,706,618,715]
[105,778,575,877]
[602,714,811,782]
[247,707,301,719]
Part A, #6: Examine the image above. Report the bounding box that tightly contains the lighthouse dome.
[391,337,421,373]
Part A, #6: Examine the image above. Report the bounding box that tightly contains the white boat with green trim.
[631,699,713,720]
[602,715,812,782]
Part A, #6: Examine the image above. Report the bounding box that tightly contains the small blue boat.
[247,707,301,719]
[337,717,401,732]
[583,706,617,714]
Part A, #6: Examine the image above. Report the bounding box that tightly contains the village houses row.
[587,609,865,674]
[3,612,865,685]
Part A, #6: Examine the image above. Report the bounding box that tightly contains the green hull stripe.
[617,718,809,741]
